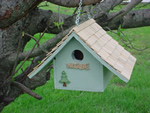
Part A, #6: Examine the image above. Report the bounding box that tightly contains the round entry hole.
[72,50,84,61]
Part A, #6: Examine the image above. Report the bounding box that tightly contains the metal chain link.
[87,9,91,19]
[75,0,82,25]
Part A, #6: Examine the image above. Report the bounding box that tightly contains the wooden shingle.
[106,56,118,67]
[91,40,102,52]
[103,44,115,55]
[111,49,121,59]
[103,34,112,41]
[78,30,90,41]
[98,29,106,36]
[116,45,124,52]
[95,31,103,38]
[86,35,99,46]
[98,49,110,60]
[97,36,108,46]
[84,27,96,37]
[90,23,102,32]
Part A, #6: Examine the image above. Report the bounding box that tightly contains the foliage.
[53,22,64,29]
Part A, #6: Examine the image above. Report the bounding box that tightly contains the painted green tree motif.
[59,71,70,87]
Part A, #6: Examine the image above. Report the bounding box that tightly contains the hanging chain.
[86,5,91,19]
[75,0,82,25]
[75,0,92,25]
[87,10,91,19]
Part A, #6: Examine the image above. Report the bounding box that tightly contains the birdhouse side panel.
[54,37,104,92]
[103,66,113,89]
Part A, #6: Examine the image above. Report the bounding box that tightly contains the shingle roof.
[72,19,136,80]
[28,19,136,81]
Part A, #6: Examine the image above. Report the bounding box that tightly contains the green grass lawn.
[38,2,75,15]
[2,3,150,113]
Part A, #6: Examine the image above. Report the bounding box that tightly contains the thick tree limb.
[99,0,123,12]
[4,0,150,64]
[47,0,102,7]
[0,0,102,29]
[8,27,72,64]
[12,81,42,100]
[109,0,142,24]
[8,8,150,64]
[122,9,150,28]
[107,9,150,29]
[91,0,123,18]
[89,0,123,27]
[0,0,42,29]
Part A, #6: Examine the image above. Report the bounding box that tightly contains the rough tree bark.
[0,0,149,111]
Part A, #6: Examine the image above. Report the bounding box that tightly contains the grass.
[38,2,75,15]
[2,3,150,113]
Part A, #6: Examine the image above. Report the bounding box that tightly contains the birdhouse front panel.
[54,37,105,92]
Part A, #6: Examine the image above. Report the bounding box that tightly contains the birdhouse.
[28,19,136,92]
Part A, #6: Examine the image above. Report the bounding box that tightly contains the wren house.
[28,19,136,92]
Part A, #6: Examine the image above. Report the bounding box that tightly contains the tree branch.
[14,27,48,74]
[108,0,143,24]
[20,28,71,61]
[8,7,150,64]
[6,0,150,64]
[14,55,51,88]
[0,0,102,29]
[92,0,123,17]
[12,81,42,100]
[105,26,147,51]
[24,33,49,54]
[0,0,42,29]
[47,0,102,7]
[108,9,150,29]
[8,27,72,64]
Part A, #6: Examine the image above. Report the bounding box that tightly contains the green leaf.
[53,21,64,29]
[117,31,121,36]
[59,22,64,26]
[21,31,25,39]
[38,61,41,64]
[11,78,15,82]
